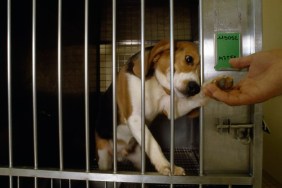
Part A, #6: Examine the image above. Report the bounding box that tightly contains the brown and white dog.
[95,40,231,175]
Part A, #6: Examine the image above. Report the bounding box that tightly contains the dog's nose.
[187,81,200,96]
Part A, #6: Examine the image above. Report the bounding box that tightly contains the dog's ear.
[132,40,170,78]
[147,40,170,64]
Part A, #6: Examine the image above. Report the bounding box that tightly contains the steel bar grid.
[1,0,263,187]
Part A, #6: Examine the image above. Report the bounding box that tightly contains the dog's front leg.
[163,76,233,119]
[161,92,208,120]
[127,115,185,175]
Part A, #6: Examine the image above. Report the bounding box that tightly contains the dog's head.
[131,40,201,98]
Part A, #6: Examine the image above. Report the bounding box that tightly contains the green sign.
[215,32,241,71]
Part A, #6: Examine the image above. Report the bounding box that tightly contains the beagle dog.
[95,40,232,175]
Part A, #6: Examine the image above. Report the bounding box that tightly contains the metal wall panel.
[201,0,263,186]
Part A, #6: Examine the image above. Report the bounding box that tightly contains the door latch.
[216,119,253,144]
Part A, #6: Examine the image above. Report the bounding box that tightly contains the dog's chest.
[127,74,167,122]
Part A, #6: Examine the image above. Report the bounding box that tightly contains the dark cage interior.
[0,0,200,185]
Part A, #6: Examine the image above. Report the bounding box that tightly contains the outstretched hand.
[203,50,282,105]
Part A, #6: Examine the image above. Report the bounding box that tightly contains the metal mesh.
[92,148,199,175]
[99,44,147,91]
[100,0,195,42]
[99,0,197,91]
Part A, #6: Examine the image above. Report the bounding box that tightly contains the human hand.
[203,49,282,105]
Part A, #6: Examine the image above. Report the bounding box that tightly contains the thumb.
[229,55,253,69]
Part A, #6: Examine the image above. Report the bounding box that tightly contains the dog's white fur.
[126,74,205,175]
[96,40,207,175]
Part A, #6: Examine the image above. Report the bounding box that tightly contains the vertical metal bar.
[199,0,204,180]
[9,176,13,188]
[7,0,13,169]
[252,1,263,187]
[169,0,175,176]
[7,1,13,187]
[17,176,19,188]
[199,1,204,187]
[32,0,38,170]
[58,0,64,171]
[51,179,53,188]
[112,0,117,174]
[84,0,90,173]
[84,1,90,187]
[140,0,146,175]
[34,177,37,188]
[32,1,38,187]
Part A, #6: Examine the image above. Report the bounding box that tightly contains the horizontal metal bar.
[98,40,193,46]
[217,124,254,129]
[0,168,253,185]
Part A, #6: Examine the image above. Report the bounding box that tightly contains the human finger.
[229,55,253,69]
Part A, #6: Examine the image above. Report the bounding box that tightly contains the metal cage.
[0,0,262,187]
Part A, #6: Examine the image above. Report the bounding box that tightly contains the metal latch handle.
[216,119,253,144]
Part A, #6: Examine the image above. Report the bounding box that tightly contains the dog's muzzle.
[186,81,201,96]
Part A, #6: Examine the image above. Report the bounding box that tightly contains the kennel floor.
[93,148,199,175]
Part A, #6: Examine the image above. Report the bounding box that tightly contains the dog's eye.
[185,55,194,65]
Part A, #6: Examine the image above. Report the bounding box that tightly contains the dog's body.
[95,40,207,175]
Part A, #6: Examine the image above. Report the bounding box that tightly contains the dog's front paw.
[158,166,171,176]
[194,90,209,106]
[97,149,113,171]
[173,165,186,176]
[157,165,186,176]
[212,76,233,90]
